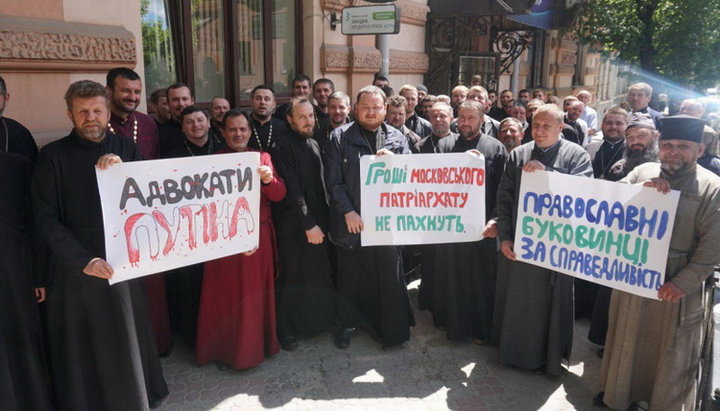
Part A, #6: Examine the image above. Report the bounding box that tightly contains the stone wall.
[0,0,143,146]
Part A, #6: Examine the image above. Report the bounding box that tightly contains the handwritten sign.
[514,170,679,299]
[360,153,486,246]
[96,152,261,284]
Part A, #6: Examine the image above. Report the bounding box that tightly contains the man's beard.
[253,111,270,121]
[624,141,659,172]
[77,123,107,141]
[115,99,137,114]
[294,126,314,139]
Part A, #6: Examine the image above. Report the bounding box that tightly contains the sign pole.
[377,34,390,76]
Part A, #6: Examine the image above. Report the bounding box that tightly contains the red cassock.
[196,149,286,369]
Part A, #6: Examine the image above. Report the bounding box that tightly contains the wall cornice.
[0,14,136,72]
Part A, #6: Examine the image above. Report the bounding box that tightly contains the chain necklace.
[252,120,272,151]
[599,139,624,178]
[1,119,7,152]
[184,136,212,157]
[430,134,439,153]
[108,114,138,142]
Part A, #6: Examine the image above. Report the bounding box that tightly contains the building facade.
[1,0,628,145]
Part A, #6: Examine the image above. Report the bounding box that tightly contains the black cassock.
[430,133,507,341]
[0,152,51,411]
[1,116,38,163]
[32,131,168,410]
[273,130,335,338]
[163,138,222,349]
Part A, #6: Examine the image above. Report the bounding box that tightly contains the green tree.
[575,0,720,90]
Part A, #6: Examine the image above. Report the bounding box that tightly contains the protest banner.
[360,153,486,246]
[96,152,261,284]
[514,170,679,299]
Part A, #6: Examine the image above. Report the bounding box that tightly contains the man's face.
[355,93,386,131]
[519,91,531,100]
[373,78,389,88]
[625,127,657,154]
[222,114,250,152]
[510,106,526,122]
[151,96,171,122]
[209,98,230,124]
[563,99,575,112]
[181,111,210,144]
[430,107,453,136]
[400,90,419,112]
[567,102,584,121]
[577,92,591,105]
[680,102,704,118]
[451,89,467,108]
[293,80,311,98]
[527,102,542,119]
[327,98,349,127]
[658,139,703,173]
[421,100,435,119]
[601,114,627,142]
[168,86,194,120]
[531,112,563,148]
[313,82,333,108]
[385,104,407,129]
[456,107,482,139]
[467,90,488,110]
[67,96,109,142]
[499,123,523,151]
[251,89,275,119]
[418,89,427,101]
[109,77,142,114]
[533,90,546,101]
[488,91,497,105]
[287,101,316,138]
[500,91,513,106]
[627,88,651,111]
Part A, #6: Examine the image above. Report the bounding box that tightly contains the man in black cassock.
[248,85,288,155]
[0,75,38,162]
[163,105,223,349]
[493,104,593,377]
[32,80,167,410]
[431,100,507,342]
[313,90,351,156]
[158,83,194,157]
[0,152,52,411]
[414,102,456,311]
[325,85,414,349]
[273,97,335,351]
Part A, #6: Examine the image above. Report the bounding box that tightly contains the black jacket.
[324,122,410,249]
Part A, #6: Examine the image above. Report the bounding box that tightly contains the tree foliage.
[575,0,720,90]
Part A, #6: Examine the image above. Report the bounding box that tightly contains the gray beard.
[624,141,659,172]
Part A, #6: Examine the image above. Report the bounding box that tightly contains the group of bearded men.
[2,66,719,411]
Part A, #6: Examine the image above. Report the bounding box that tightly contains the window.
[141,0,178,94]
[141,0,301,105]
[270,0,296,94]
[526,32,545,88]
[190,0,226,102]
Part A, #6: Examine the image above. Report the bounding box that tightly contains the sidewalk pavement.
[157,280,605,411]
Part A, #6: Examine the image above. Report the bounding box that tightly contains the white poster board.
[360,153,486,246]
[514,170,680,299]
[96,152,261,284]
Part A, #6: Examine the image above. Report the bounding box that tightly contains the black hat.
[659,115,706,143]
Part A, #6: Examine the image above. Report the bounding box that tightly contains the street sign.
[341,5,401,35]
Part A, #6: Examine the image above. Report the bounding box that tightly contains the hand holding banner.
[360,153,486,246]
[96,152,261,284]
[514,170,679,299]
